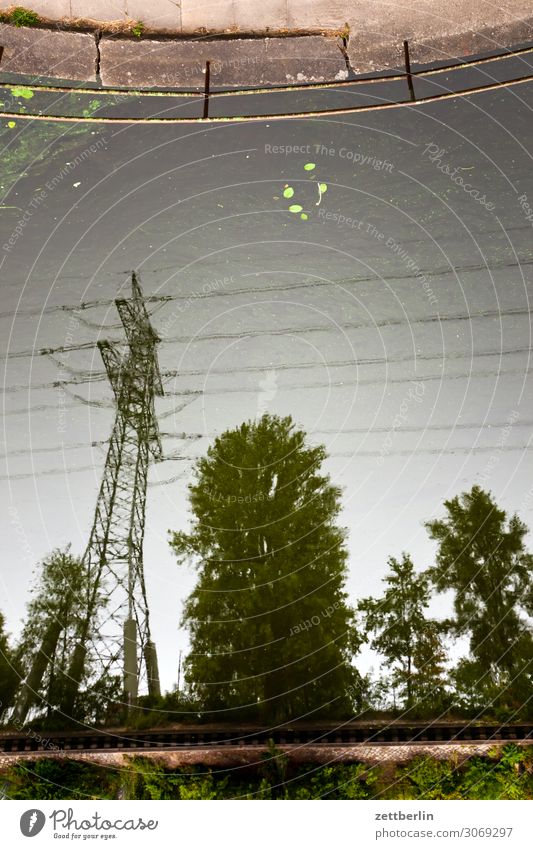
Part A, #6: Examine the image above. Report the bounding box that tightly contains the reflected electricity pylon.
[14,273,163,722]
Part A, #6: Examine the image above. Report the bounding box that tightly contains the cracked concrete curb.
[0,22,98,81]
[0,17,532,87]
[347,15,533,73]
[99,35,348,88]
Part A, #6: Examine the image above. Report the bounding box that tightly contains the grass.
[131,20,144,38]
[0,6,41,26]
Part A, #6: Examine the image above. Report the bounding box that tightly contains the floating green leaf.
[319,183,328,193]
[7,121,16,129]
[283,187,294,199]
[11,86,33,100]
[301,213,309,221]
[304,163,316,171]
[289,204,303,213]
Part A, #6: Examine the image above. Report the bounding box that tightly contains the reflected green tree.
[426,486,533,714]
[14,546,119,726]
[0,610,21,718]
[359,553,448,712]
[171,414,362,722]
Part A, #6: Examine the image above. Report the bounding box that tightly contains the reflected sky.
[1,76,532,688]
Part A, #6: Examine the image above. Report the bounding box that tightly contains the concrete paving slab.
[4,0,70,17]
[70,0,126,21]
[0,22,97,82]
[99,35,346,88]
[127,0,182,31]
[1,0,533,40]
[180,0,235,32]
[182,0,290,32]
[227,0,289,32]
[288,0,347,30]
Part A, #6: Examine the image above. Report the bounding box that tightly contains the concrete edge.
[0,18,532,86]
[98,35,348,88]
[347,14,533,72]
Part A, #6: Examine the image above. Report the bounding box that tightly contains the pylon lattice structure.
[66,273,163,708]
[13,274,164,722]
